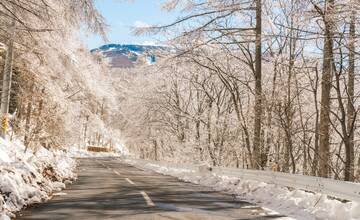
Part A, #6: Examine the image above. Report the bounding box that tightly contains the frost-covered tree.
[122,0,360,182]
[0,0,125,152]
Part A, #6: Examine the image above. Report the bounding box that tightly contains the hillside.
[91,44,165,68]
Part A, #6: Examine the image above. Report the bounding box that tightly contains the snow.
[0,214,10,220]
[67,147,125,158]
[0,148,10,163]
[126,159,360,220]
[0,137,76,219]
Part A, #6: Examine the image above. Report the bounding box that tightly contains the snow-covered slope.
[91,44,165,68]
[0,138,76,219]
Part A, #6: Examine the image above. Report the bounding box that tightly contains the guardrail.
[87,146,113,153]
[126,158,360,203]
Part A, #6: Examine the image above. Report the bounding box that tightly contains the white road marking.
[125,178,135,185]
[140,191,155,207]
[114,170,120,175]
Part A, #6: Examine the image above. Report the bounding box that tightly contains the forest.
[0,1,122,161]
[116,0,360,182]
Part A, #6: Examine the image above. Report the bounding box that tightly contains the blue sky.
[83,0,179,49]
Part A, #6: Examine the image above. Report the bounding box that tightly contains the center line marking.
[125,178,135,185]
[140,191,155,207]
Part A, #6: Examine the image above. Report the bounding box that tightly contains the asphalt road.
[17,158,286,220]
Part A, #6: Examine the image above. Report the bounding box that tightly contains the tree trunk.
[207,101,216,166]
[83,115,89,146]
[311,66,320,176]
[345,9,356,181]
[253,0,262,169]
[318,0,334,178]
[153,139,158,161]
[24,83,35,151]
[24,101,32,150]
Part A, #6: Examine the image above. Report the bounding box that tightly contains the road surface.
[18,158,286,220]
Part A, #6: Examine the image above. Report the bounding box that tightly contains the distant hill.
[91,44,165,68]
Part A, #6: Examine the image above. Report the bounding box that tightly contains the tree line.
[0,1,121,152]
[118,0,360,182]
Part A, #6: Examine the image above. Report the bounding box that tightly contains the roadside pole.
[0,19,16,138]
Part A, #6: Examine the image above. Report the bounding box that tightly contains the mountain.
[91,44,165,68]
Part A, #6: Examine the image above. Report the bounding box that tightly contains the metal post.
[0,20,16,138]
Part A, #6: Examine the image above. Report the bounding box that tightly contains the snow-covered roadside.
[125,159,360,220]
[0,138,77,220]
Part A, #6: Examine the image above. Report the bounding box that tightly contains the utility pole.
[0,19,16,138]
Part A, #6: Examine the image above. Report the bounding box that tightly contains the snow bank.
[126,159,360,220]
[0,138,76,219]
